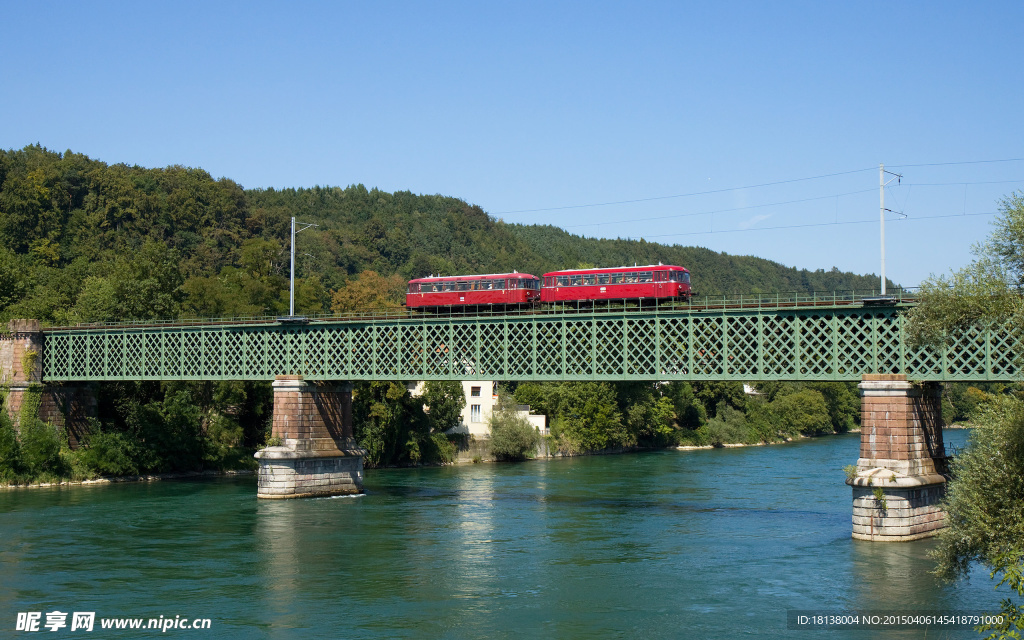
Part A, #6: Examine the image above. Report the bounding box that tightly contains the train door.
[654,270,667,296]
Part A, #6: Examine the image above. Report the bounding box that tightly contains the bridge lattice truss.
[41,306,1019,382]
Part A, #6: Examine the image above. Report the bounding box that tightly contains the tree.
[907,192,1024,637]
[329,270,406,313]
[545,382,628,453]
[692,381,746,419]
[769,388,832,436]
[933,397,1024,638]
[421,381,465,433]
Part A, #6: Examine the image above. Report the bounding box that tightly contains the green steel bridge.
[40,293,1020,383]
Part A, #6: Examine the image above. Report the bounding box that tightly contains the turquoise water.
[0,429,1009,638]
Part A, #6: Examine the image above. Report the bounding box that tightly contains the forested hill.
[0,145,890,325]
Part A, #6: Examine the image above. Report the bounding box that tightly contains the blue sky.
[2,1,1022,287]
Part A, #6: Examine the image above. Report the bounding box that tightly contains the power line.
[492,158,1024,218]
[492,167,876,215]
[900,179,1024,186]
[888,158,1024,168]
[561,180,1023,230]
[631,210,998,241]
[565,188,876,229]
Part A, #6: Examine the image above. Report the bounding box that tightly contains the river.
[0,429,1010,638]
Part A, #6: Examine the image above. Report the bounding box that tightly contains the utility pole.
[879,163,902,296]
[289,217,318,317]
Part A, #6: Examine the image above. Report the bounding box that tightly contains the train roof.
[408,272,539,283]
[542,264,689,276]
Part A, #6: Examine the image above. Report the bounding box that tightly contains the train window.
[442,282,454,291]
[544,277,555,287]
[583,274,595,285]
[557,276,569,286]
[492,279,505,290]
[569,275,581,286]
[623,273,637,283]
[457,282,470,291]
[408,283,420,293]
[682,272,690,284]
[639,271,653,283]
[664,271,676,282]
[610,274,621,284]
[597,274,610,285]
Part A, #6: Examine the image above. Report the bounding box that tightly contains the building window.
[471,386,481,397]
[471,404,481,423]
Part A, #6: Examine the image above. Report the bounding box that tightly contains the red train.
[406,265,691,309]
[406,272,541,309]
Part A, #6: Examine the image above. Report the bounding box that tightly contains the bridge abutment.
[255,375,365,499]
[848,374,948,541]
[2,319,96,445]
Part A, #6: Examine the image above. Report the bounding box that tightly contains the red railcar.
[406,272,541,309]
[540,265,691,303]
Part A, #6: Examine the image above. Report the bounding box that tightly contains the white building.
[408,381,546,439]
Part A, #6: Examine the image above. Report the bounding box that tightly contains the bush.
[489,392,540,461]
[0,411,23,480]
[77,429,139,476]
[703,402,754,446]
[18,417,66,477]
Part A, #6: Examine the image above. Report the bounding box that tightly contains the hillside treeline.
[0,145,892,481]
[0,145,889,326]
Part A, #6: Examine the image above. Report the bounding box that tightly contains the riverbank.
[0,468,254,491]
[675,429,861,451]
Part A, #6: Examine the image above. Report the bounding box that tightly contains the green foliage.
[934,396,1024,578]
[906,193,1024,351]
[805,382,859,433]
[872,486,888,512]
[545,381,628,454]
[0,145,896,327]
[0,410,22,480]
[666,381,706,430]
[353,380,442,468]
[910,192,1024,636]
[488,391,540,461]
[77,427,138,476]
[0,247,28,312]
[693,381,747,419]
[329,270,406,313]
[18,417,66,477]
[770,388,832,436]
[421,381,466,433]
[512,382,550,417]
[616,382,678,447]
[942,383,1001,425]
[704,402,756,446]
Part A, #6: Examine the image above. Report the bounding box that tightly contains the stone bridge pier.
[255,375,365,499]
[848,374,948,541]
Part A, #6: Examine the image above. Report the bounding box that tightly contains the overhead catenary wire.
[630,210,999,241]
[888,158,1024,168]
[492,158,1024,218]
[545,179,1024,231]
[492,166,877,215]
[563,188,877,229]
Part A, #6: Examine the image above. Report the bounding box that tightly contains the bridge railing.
[41,288,919,332]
